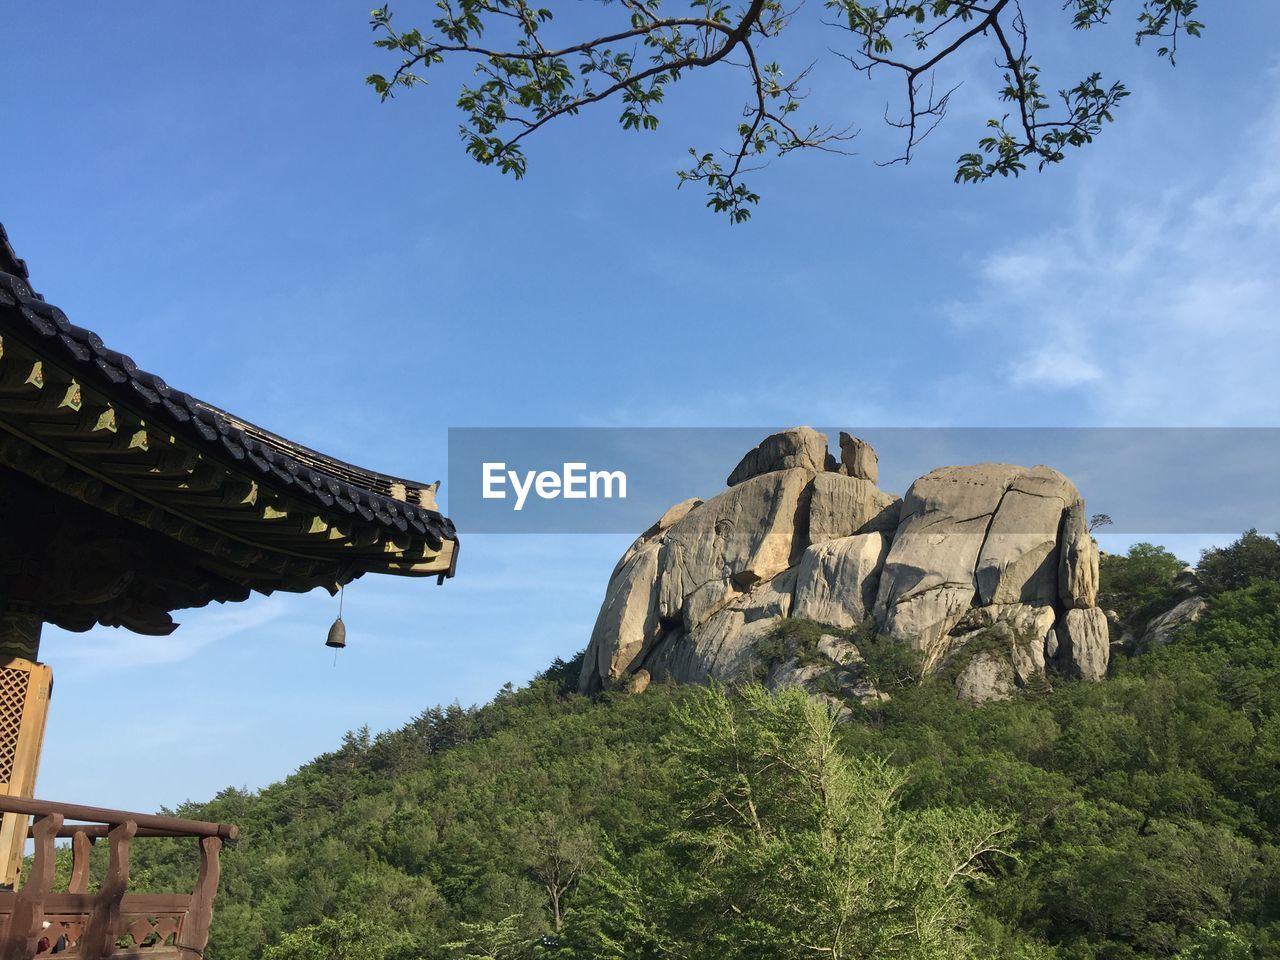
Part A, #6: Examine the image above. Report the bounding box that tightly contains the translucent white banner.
[446,427,1280,534]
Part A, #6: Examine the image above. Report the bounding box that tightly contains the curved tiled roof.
[0,222,457,634]
[0,229,453,545]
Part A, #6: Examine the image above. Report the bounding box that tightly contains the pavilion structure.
[0,222,458,958]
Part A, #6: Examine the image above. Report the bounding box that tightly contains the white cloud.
[950,84,1280,424]
[1009,346,1103,389]
[980,250,1056,294]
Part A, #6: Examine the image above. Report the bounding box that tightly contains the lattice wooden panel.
[0,664,31,786]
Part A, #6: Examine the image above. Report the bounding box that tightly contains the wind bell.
[326,585,347,665]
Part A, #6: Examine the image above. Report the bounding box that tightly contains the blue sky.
[4,3,1280,814]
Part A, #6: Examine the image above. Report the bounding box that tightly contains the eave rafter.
[0,348,445,567]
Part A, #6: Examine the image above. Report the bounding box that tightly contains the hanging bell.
[325,617,347,649]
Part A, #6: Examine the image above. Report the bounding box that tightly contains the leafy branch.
[368,0,1204,219]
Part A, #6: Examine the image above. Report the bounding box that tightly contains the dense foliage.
[1098,543,1187,632]
[1199,532,1280,597]
[114,533,1280,958]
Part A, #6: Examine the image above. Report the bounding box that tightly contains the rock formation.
[579,428,1108,703]
[1140,596,1208,648]
[1108,565,1209,658]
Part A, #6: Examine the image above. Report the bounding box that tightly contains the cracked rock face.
[808,473,901,544]
[646,570,796,686]
[975,465,1079,606]
[873,463,1023,669]
[792,532,891,630]
[578,428,1109,701]
[1141,595,1208,648]
[655,468,813,630]
[1059,500,1100,609]
[1053,607,1110,681]
[954,650,1016,704]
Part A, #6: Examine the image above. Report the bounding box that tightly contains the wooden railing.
[0,797,238,960]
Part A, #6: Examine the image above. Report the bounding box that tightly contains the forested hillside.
[117,533,1280,959]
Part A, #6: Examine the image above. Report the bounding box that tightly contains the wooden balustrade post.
[67,829,93,895]
[0,799,236,960]
[0,640,54,889]
[0,811,62,960]
[175,836,222,960]
[77,820,136,960]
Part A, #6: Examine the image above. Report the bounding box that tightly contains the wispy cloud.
[49,598,287,673]
[946,83,1280,424]
[1008,347,1103,389]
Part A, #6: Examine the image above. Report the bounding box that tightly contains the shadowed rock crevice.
[579,428,1107,703]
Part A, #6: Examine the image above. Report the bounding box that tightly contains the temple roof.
[0,223,457,635]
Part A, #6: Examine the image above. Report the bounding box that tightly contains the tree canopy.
[93,530,1280,959]
[367,0,1204,220]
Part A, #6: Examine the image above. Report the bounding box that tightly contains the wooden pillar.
[0,614,52,888]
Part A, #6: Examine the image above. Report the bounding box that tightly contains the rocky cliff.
[578,427,1108,702]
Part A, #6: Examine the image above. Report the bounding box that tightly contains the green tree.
[514,813,600,931]
[444,914,530,959]
[120,541,1280,959]
[574,683,1013,958]
[1198,529,1280,595]
[261,914,406,960]
[368,1,1205,220]
[1098,542,1186,630]
[1175,920,1254,960]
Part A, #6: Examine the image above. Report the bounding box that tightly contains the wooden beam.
[0,797,237,840]
[36,823,212,840]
